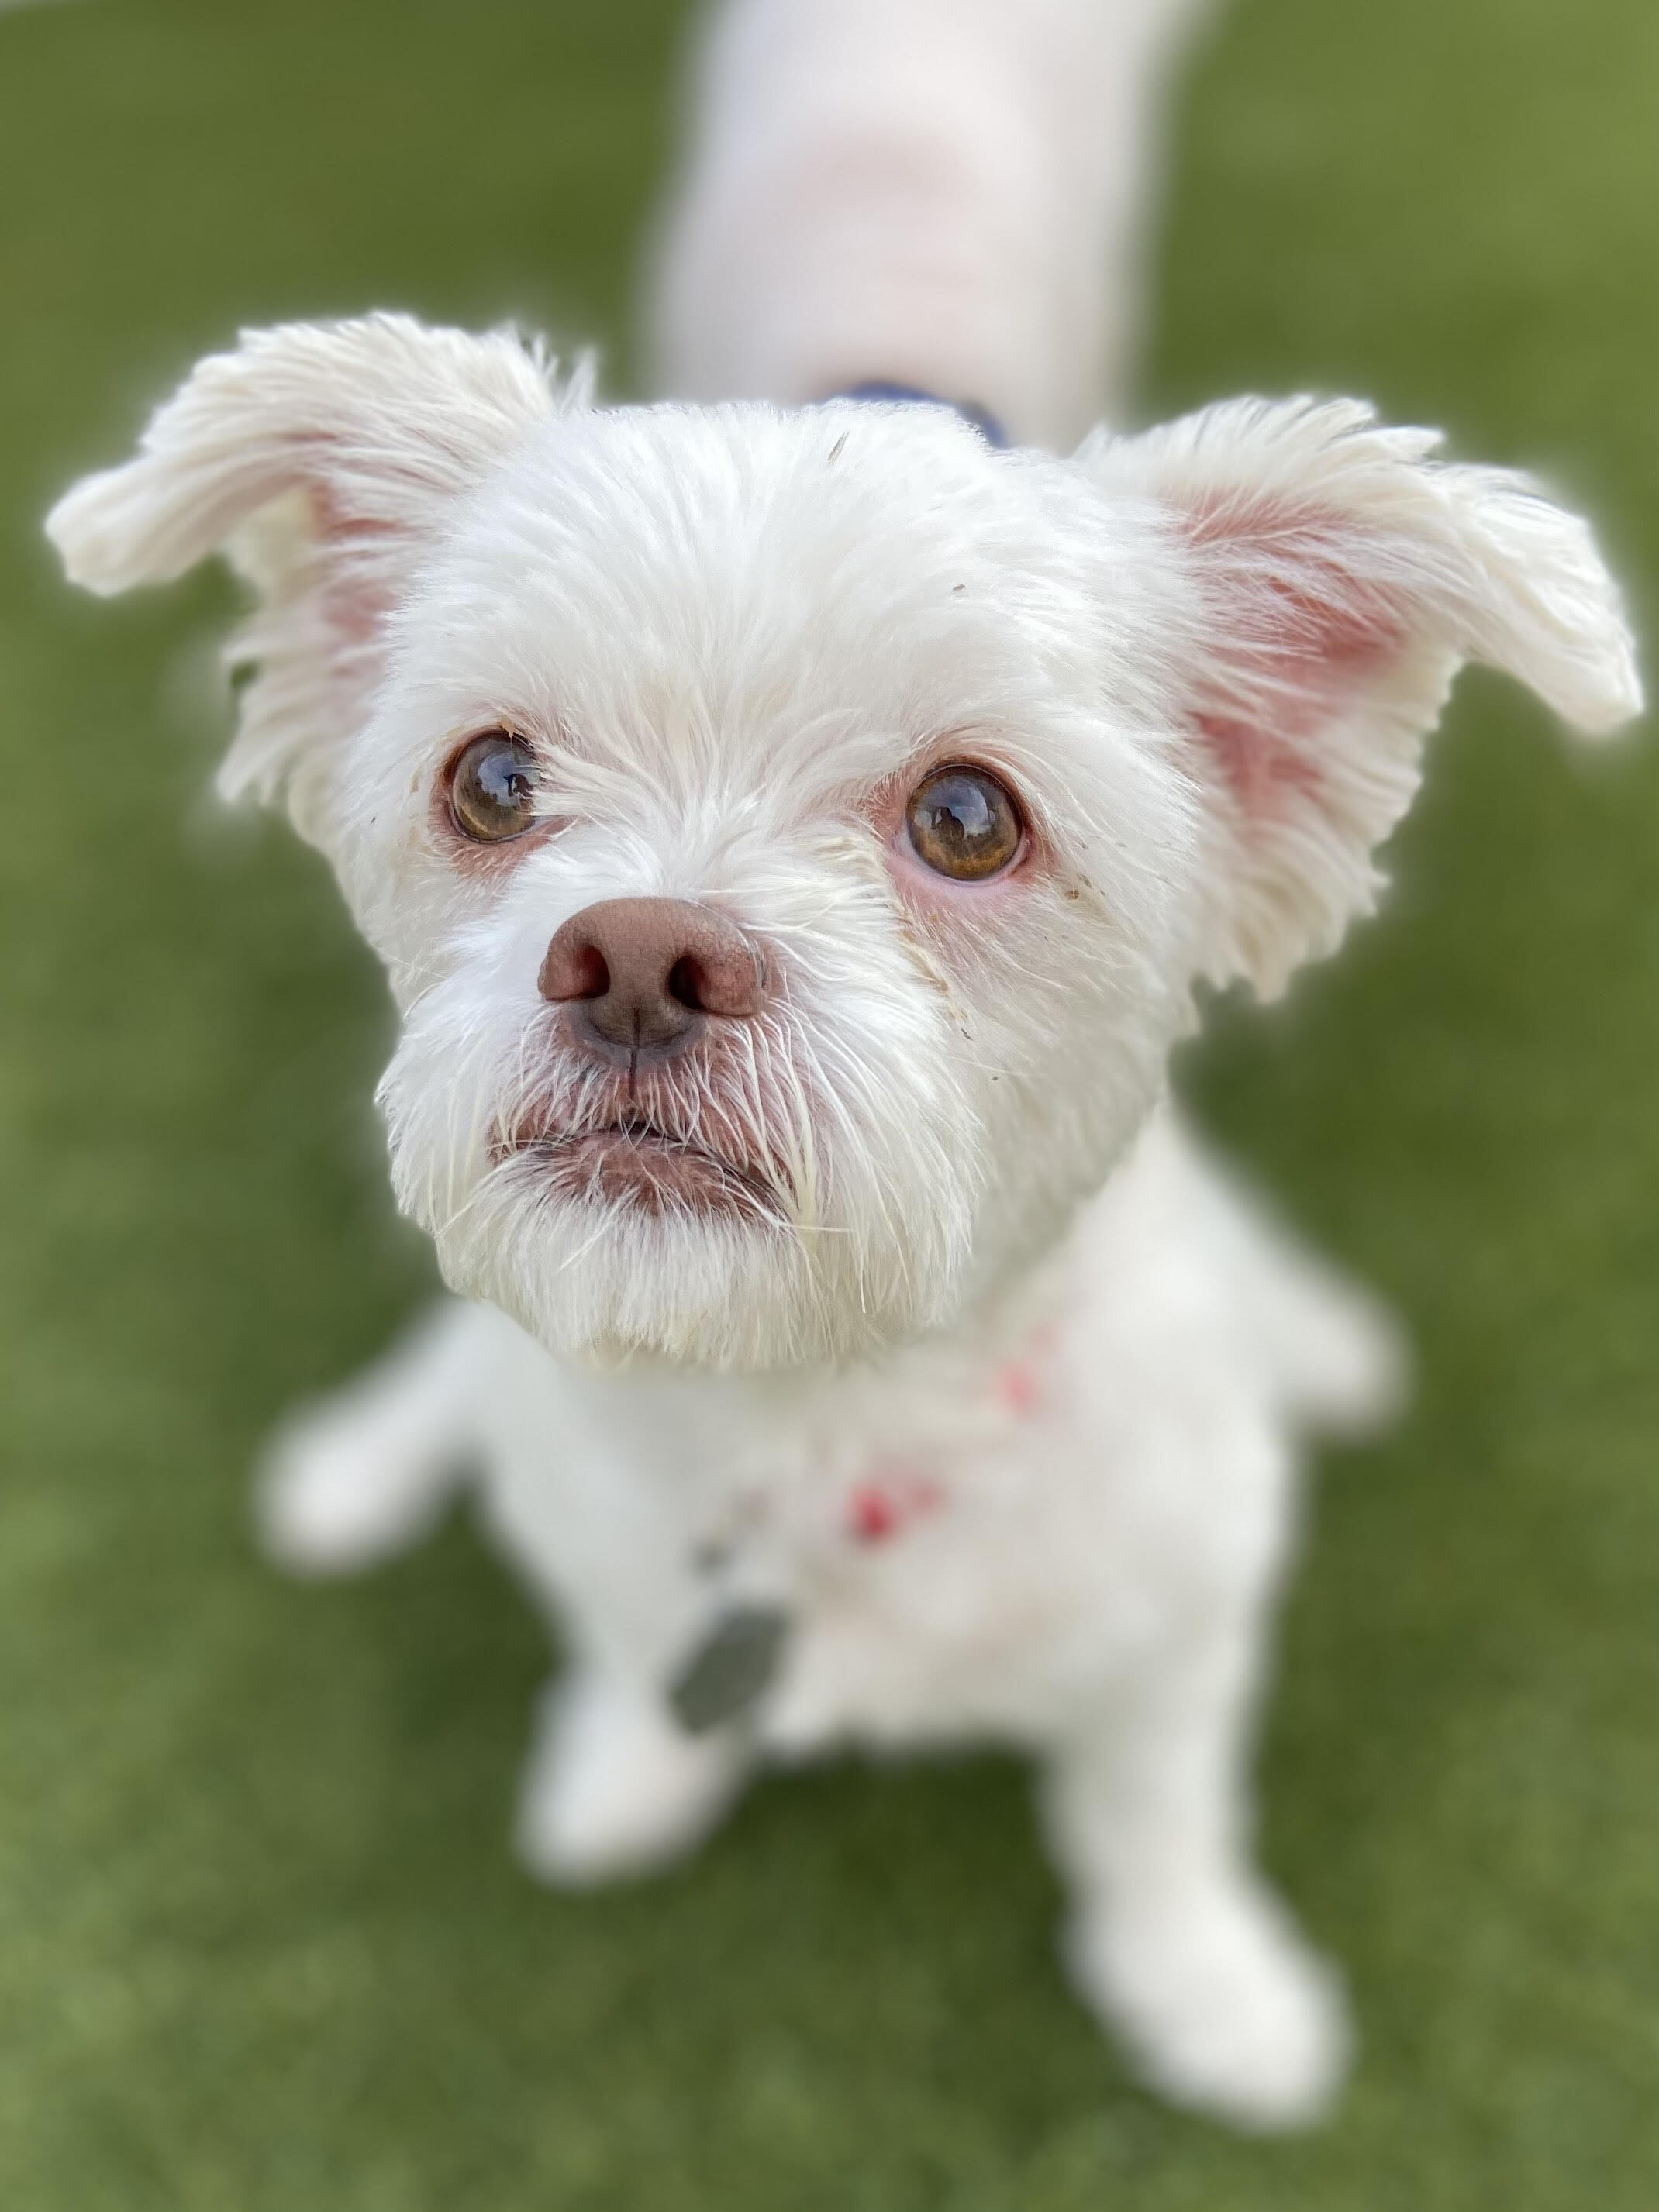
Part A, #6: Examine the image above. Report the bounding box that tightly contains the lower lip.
[506,1128,781,1218]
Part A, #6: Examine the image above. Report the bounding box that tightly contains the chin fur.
[433,1161,961,1368]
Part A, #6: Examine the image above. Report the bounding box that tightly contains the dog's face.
[346,401,1199,1366]
[50,317,1638,1366]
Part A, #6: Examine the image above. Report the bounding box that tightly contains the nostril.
[540,932,611,1004]
[667,956,706,1011]
[569,943,610,1001]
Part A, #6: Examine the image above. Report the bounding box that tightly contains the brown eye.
[904,763,1023,881]
[449,729,539,842]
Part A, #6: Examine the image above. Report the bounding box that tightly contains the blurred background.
[2,0,1655,2205]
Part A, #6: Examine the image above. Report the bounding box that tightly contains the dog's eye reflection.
[449,730,539,842]
[905,764,1023,881]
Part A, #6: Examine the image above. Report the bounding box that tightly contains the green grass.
[2,0,1656,2205]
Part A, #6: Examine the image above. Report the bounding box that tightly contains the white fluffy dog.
[48,0,1639,2130]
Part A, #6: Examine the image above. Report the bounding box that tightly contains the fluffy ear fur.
[1081,397,1643,996]
[47,314,582,838]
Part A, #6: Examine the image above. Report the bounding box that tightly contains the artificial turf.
[2,0,1656,2205]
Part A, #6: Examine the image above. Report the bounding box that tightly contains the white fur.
[47,0,1640,2131]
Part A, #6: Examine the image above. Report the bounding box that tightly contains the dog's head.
[49,315,1640,1366]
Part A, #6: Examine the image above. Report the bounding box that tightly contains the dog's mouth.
[495,1118,785,1221]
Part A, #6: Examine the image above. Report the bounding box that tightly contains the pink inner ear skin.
[1195,712,1328,815]
[1186,505,1410,820]
[307,481,403,647]
[323,573,390,649]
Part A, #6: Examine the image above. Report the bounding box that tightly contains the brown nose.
[539,897,762,1059]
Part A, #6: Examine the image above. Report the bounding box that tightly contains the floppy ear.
[1080,397,1643,996]
[47,313,582,839]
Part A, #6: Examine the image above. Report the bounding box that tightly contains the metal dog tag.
[667,1602,792,1735]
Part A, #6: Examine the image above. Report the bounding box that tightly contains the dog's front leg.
[1036,1625,1346,2130]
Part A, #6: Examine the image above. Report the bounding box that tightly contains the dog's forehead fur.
[375,399,1181,814]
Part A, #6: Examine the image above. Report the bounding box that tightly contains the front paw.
[514,1669,751,1888]
[255,1413,439,1576]
[1064,1879,1349,2130]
